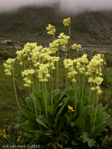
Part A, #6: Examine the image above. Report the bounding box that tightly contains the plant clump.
[3,18,112,148]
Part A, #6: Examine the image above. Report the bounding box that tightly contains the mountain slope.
[0,7,112,45]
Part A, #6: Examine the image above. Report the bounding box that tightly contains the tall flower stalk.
[92,95,99,132]
[12,69,21,111]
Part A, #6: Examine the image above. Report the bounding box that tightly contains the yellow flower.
[94,77,103,85]
[46,24,56,35]
[18,136,21,139]
[68,105,75,112]
[97,90,102,95]
[71,44,81,52]
[63,18,71,27]
[25,120,29,124]
[91,87,95,91]
[88,77,93,83]
[3,129,5,132]
[3,134,6,138]
[105,135,108,139]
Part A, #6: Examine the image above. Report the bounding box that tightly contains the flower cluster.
[15,41,60,86]
[87,54,104,75]
[46,24,56,36]
[71,43,82,52]
[0,129,6,138]
[22,69,34,87]
[16,42,37,65]
[38,64,50,82]
[88,77,103,94]
[3,58,15,76]
[58,33,70,49]
[64,54,89,85]
[87,54,104,95]
[63,18,71,27]
[49,39,59,54]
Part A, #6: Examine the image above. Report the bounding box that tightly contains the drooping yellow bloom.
[3,58,15,76]
[94,77,103,85]
[71,44,81,52]
[63,18,71,27]
[22,69,35,87]
[68,105,75,112]
[46,24,56,36]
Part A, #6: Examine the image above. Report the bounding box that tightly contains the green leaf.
[75,117,85,130]
[51,89,60,99]
[20,122,43,135]
[33,91,43,112]
[87,138,95,147]
[71,139,79,146]
[80,132,95,147]
[91,118,112,138]
[47,105,53,115]
[66,114,71,125]
[80,132,89,143]
[54,105,65,129]
[36,118,48,129]
[25,97,35,112]
[66,87,75,97]
[62,97,70,105]
[21,109,36,121]
[70,122,75,127]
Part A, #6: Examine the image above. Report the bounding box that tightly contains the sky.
[0,0,112,14]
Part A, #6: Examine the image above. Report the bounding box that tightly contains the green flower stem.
[92,95,99,132]
[89,82,92,99]
[33,91,38,119]
[35,69,38,90]
[68,25,71,58]
[28,87,31,95]
[56,51,59,89]
[74,76,77,117]
[65,46,67,59]
[51,70,54,114]
[65,69,68,88]
[81,70,86,109]
[12,70,21,111]
[38,80,39,91]
[49,69,54,114]
[31,83,38,118]
[53,33,55,40]
[56,110,69,136]
[44,82,48,117]
[77,51,78,58]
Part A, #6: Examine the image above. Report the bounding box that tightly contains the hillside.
[0,7,112,45]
